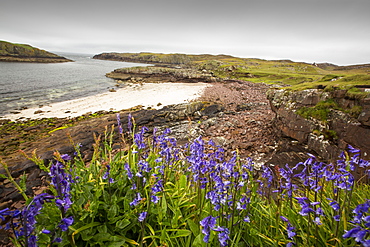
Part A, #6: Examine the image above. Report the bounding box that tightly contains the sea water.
[0,52,149,116]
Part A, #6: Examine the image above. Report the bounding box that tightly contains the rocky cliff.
[267,88,370,164]
[0,40,72,63]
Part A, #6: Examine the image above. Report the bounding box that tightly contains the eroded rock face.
[267,88,370,162]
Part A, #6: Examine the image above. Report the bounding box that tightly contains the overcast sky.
[1,0,369,65]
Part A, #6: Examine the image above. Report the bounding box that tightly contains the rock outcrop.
[0,40,72,63]
[106,66,219,83]
[267,88,370,163]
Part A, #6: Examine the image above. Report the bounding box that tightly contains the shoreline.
[1,82,210,121]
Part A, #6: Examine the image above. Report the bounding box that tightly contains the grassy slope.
[191,55,370,90]
[98,52,370,90]
[0,40,65,58]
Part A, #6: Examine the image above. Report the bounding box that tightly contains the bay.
[0,52,149,116]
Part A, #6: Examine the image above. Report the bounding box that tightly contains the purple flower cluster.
[134,126,149,151]
[151,178,163,204]
[280,216,296,246]
[0,154,76,246]
[116,113,123,134]
[200,216,230,247]
[187,137,255,246]
[153,128,179,170]
[190,140,370,246]
[138,211,147,222]
[103,164,115,184]
[49,158,74,214]
[343,200,370,246]
[126,127,179,223]
[0,193,53,247]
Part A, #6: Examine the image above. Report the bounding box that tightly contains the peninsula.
[0,40,72,63]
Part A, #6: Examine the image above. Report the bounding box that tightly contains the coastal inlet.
[0,52,150,117]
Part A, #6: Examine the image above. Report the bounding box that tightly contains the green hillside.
[95,52,370,90]
[0,40,72,62]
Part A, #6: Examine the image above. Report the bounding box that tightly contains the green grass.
[296,99,341,122]
[102,52,370,91]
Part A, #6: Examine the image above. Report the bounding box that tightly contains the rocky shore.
[0,56,72,63]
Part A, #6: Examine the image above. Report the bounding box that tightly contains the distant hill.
[94,52,370,90]
[0,40,72,63]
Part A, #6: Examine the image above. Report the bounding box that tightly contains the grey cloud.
[1,0,369,65]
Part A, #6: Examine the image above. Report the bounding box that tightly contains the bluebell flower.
[116,113,123,134]
[343,226,361,238]
[130,193,142,207]
[151,179,163,204]
[54,237,62,243]
[286,242,295,247]
[4,193,54,246]
[295,197,314,216]
[134,127,148,150]
[103,165,110,179]
[355,230,368,243]
[344,200,370,245]
[348,144,360,153]
[243,215,250,222]
[280,216,289,222]
[138,211,147,222]
[103,164,115,183]
[314,216,322,225]
[59,216,74,231]
[280,216,296,239]
[49,160,74,213]
[0,208,9,222]
[213,226,230,247]
[124,163,133,180]
[327,199,340,211]
[138,160,151,173]
[61,154,72,161]
[42,229,51,234]
[200,216,217,243]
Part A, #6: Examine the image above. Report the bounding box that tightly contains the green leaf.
[168,229,191,238]
[71,221,101,243]
[108,204,119,219]
[0,173,7,179]
[107,241,128,247]
[161,193,168,216]
[179,174,187,190]
[37,231,51,244]
[192,233,206,247]
[93,232,114,242]
[116,219,131,229]
[97,224,108,234]
[187,219,200,236]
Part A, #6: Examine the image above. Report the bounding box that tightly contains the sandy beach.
[2,82,210,121]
